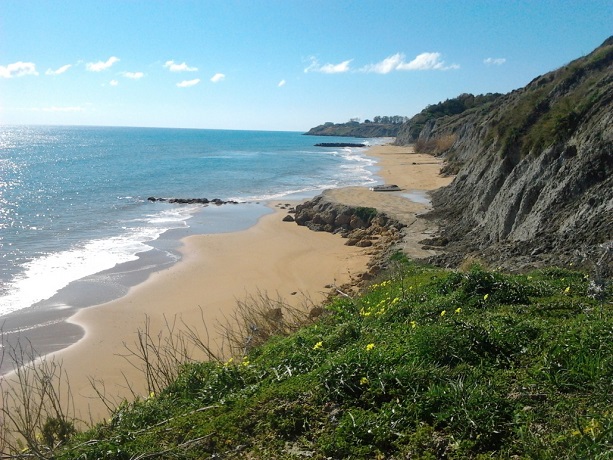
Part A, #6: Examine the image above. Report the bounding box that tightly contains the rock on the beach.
[292,195,406,272]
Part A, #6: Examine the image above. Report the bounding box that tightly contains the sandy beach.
[9,143,453,422]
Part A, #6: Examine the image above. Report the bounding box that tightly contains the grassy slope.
[40,259,613,458]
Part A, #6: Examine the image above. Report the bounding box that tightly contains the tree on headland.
[305,115,409,137]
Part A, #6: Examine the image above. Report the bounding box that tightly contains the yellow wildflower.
[455,307,462,314]
[224,357,234,367]
[573,418,601,437]
[483,293,489,301]
[410,320,417,328]
[564,286,571,294]
[365,343,375,351]
[313,341,323,350]
[360,377,369,385]
[440,310,446,317]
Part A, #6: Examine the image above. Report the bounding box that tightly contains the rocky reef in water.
[147,197,239,205]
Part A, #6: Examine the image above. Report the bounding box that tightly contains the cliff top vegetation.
[304,116,408,138]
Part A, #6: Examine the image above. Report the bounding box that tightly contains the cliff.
[396,37,613,274]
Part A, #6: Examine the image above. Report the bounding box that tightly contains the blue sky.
[1,0,611,131]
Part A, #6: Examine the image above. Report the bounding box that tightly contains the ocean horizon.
[0,126,383,345]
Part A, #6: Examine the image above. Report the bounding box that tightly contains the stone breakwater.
[281,195,406,283]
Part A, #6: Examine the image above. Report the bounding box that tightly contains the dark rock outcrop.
[147,197,239,205]
[291,195,407,279]
[395,37,613,274]
[314,143,366,148]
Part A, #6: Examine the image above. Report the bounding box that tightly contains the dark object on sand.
[369,185,402,192]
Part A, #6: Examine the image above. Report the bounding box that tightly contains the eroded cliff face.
[397,37,613,273]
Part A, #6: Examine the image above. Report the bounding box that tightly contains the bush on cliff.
[17,259,612,459]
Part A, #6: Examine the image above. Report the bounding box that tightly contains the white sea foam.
[144,205,200,225]
[230,185,336,203]
[0,208,194,317]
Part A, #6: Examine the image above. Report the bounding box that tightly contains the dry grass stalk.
[415,134,457,154]
[118,311,220,396]
[0,337,77,457]
[218,290,318,358]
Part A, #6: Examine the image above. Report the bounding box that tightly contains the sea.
[0,126,381,361]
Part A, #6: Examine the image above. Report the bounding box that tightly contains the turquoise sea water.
[0,126,381,319]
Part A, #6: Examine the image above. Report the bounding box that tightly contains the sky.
[1,0,611,131]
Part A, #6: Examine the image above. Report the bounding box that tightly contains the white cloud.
[110,80,119,86]
[484,57,506,66]
[304,57,352,74]
[164,60,198,72]
[399,52,459,71]
[362,52,459,73]
[29,106,84,112]
[177,78,201,88]
[122,71,145,79]
[45,64,72,76]
[86,56,120,72]
[361,53,404,74]
[0,61,39,78]
[210,73,225,83]
[278,79,286,87]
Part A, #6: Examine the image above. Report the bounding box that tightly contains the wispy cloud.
[86,56,120,72]
[31,106,84,112]
[362,52,459,73]
[110,80,119,86]
[304,57,352,74]
[398,52,459,71]
[361,53,404,74]
[210,73,225,83]
[278,79,286,87]
[177,78,201,88]
[0,61,39,78]
[45,64,72,76]
[484,57,506,66]
[122,71,145,79]
[164,60,198,72]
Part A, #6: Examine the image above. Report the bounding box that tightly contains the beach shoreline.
[2,143,453,422]
[47,203,372,420]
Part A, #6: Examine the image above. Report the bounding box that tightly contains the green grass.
[24,260,613,458]
[494,42,613,160]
